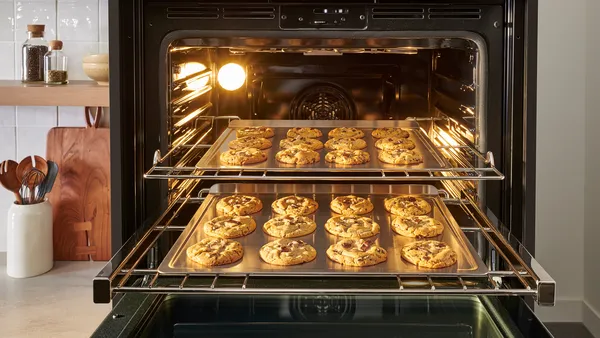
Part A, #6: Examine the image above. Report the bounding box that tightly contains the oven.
[92,1,554,337]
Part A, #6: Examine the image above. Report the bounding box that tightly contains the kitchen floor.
[0,255,111,338]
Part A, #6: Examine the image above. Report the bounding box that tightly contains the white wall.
[535,0,587,322]
[0,0,107,251]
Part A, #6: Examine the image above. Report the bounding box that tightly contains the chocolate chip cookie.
[401,240,457,269]
[260,239,317,266]
[275,147,320,165]
[228,136,272,150]
[371,127,410,139]
[236,126,275,138]
[325,216,380,239]
[203,215,257,239]
[271,195,319,216]
[378,149,423,165]
[216,195,263,216]
[327,239,387,267]
[263,215,317,238]
[280,137,324,150]
[328,127,365,139]
[325,150,370,165]
[384,196,431,216]
[186,237,243,266]
[330,195,374,215]
[392,215,444,238]
[219,148,267,166]
[325,137,368,150]
[374,137,416,151]
[286,127,323,139]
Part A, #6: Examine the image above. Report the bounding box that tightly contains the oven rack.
[144,117,504,182]
[93,184,554,305]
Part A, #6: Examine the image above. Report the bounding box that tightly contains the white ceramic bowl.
[82,54,109,86]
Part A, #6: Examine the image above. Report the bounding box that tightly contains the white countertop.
[0,255,111,338]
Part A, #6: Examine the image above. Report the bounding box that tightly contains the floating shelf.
[0,80,109,107]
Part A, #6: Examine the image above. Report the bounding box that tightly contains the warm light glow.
[175,62,209,90]
[217,63,246,91]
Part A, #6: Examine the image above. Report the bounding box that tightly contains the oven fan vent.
[166,7,219,19]
[428,8,482,20]
[290,84,355,120]
[371,7,425,19]
[223,6,275,19]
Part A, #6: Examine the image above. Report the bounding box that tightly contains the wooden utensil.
[0,160,22,204]
[16,155,48,186]
[47,107,111,261]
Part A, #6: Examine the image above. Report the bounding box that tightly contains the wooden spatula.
[0,160,22,204]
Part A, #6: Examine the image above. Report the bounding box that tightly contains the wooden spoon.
[17,155,48,186]
[0,160,22,204]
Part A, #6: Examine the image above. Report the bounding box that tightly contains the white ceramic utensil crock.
[6,200,53,278]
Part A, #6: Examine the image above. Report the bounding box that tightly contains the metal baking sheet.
[158,184,487,276]
[195,120,448,171]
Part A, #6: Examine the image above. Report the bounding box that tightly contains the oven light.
[175,62,210,90]
[217,63,246,91]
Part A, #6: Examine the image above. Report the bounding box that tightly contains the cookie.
[286,127,323,139]
[275,147,320,165]
[371,127,410,139]
[263,215,317,238]
[392,215,444,238]
[325,150,370,165]
[186,237,243,266]
[378,149,423,165]
[401,240,457,269]
[272,195,319,215]
[326,239,387,267]
[280,137,324,150]
[260,239,317,266]
[330,195,374,215]
[219,148,267,166]
[328,127,365,139]
[325,216,380,239]
[325,137,368,150]
[203,215,256,239]
[228,136,272,150]
[216,195,263,216]
[384,196,432,216]
[374,137,416,151]
[236,126,275,138]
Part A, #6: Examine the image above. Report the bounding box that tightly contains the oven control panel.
[279,6,368,30]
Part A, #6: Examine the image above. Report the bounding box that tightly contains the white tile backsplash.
[58,0,98,41]
[16,106,57,126]
[0,107,16,126]
[0,42,14,79]
[16,126,53,160]
[0,126,16,161]
[99,0,107,42]
[63,40,98,80]
[0,1,14,41]
[15,0,57,41]
[58,106,86,126]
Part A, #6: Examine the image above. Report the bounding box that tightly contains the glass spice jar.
[21,24,48,82]
[44,40,68,85]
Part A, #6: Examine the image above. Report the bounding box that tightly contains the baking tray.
[195,120,448,171]
[158,184,487,276]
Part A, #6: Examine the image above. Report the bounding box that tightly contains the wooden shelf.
[0,80,109,107]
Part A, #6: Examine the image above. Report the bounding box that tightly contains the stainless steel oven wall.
[108,1,535,255]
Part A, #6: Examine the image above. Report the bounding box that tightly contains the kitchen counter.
[0,255,110,338]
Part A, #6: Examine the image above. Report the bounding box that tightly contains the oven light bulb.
[217,63,246,91]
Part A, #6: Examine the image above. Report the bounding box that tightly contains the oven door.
[93,294,551,337]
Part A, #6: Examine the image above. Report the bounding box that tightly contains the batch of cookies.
[186,193,458,269]
[219,126,424,166]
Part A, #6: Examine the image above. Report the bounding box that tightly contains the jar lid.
[49,40,63,50]
[27,24,45,33]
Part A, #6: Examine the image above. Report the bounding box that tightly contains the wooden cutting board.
[47,107,111,261]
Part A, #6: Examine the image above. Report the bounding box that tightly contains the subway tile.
[0,107,16,126]
[0,42,14,80]
[58,106,86,127]
[99,41,108,54]
[16,106,57,127]
[15,0,56,41]
[0,2,14,41]
[13,42,21,80]
[57,0,98,42]
[16,126,52,160]
[0,191,13,251]
[62,41,98,80]
[0,126,16,161]
[99,0,108,42]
